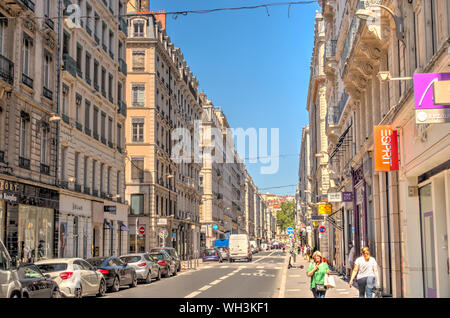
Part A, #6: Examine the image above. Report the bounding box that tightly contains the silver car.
[0,240,22,298]
[120,253,161,283]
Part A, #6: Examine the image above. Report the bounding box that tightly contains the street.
[102,251,358,298]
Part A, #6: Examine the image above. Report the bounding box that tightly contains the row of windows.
[129,193,176,217]
[61,85,123,150]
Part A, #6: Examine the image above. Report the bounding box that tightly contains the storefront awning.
[104,220,113,229]
[119,221,129,231]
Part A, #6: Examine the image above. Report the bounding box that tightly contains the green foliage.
[276,201,295,232]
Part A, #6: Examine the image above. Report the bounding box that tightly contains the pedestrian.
[306,245,311,262]
[349,247,379,298]
[306,251,330,298]
[301,245,305,257]
[346,242,355,281]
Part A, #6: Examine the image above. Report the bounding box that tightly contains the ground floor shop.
[0,178,58,263]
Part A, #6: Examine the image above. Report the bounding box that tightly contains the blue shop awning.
[119,221,129,231]
[104,220,113,229]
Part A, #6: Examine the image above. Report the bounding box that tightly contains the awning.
[119,221,129,231]
[104,220,113,230]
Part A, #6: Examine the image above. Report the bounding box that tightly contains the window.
[85,52,91,83]
[93,106,99,138]
[131,157,144,181]
[132,83,145,106]
[108,74,113,100]
[116,171,121,197]
[101,67,106,95]
[22,34,33,86]
[93,60,99,89]
[92,160,96,191]
[43,52,52,90]
[107,166,111,194]
[84,100,90,130]
[130,194,144,215]
[76,43,82,75]
[117,123,122,149]
[61,146,67,182]
[40,125,49,165]
[132,118,144,142]
[74,152,79,184]
[0,14,5,56]
[101,112,106,142]
[117,82,122,103]
[19,112,30,159]
[133,20,144,37]
[84,156,88,189]
[100,163,104,193]
[108,116,113,144]
[132,50,145,71]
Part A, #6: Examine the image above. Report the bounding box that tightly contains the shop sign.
[104,205,117,213]
[318,203,332,215]
[374,126,399,171]
[414,73,450,124]
[306,226,312,233]
[0,193,17,203]
[342,192,353,202]
[328,192,342,202]
[0,179,20,192]
[157,218,167,225]
[310,215,324,221]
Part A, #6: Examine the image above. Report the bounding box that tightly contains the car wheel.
[110,276,120,292]
[75,286,82,298]
[229,258,233,263]
[172,267,177,276]
[145,271,152,284]
[130,273,138,288]
[52,287,62,298]
[10,291,21,298]
[97,279,106,297]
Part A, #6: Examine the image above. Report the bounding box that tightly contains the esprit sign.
[374,126,399,171]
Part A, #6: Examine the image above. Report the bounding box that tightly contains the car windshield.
[86,258,107,267]
[18,265,43,279]
[149,253,164,260]
[36,263,67,273]
[120,256,141,263]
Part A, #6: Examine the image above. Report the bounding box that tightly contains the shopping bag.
[324,274,336,288]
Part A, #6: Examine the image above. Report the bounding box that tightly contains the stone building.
[125,1,202,258]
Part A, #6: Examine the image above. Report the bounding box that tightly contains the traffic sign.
[319,226,326,233]
[159,229,168,239]
[286,227,294,234]
[139,226,145,235]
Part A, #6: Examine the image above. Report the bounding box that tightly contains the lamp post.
[355,4,405,44]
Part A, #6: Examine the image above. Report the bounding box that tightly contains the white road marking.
[256,266,264,269]
[278,254,289,298]
[286,289,301,292]
[185,291,202,298]
[288,275,301,277]
[274,267,281,269]
[210,279,222,285]
[199,285,211,291]
[253,251,276,263]
[220,266,229,268]
[220,275,230,280]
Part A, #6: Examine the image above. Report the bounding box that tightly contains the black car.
[86,256,137,292]
[148,252,176,278]
[149,247,181,272]
[17,264,60,298]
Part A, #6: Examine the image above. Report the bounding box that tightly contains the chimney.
[153,10,167,30]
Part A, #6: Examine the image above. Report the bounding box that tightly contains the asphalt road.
[103,250,287,298]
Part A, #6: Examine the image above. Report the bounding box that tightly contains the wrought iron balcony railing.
[0,54,14,85]
[40,163,50,175]
[19,156,30,170]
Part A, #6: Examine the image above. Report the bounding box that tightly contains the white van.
[228,234,252,262]
[0,240,22,298]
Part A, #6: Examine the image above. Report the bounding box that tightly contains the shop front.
[0,178,58,263]
[59,194,92,259]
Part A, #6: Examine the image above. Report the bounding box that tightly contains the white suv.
[0,240,22,298]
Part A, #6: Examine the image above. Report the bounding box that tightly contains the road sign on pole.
[287,227,294,234]
[319,226,326,233]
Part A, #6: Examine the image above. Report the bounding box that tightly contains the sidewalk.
[283,252,359,298]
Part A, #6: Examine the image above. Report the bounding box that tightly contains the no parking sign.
[319,226,326,233]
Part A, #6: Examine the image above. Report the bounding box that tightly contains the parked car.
[85,256,137,292]
[148,252,176,278]
[119,253,161,283]
[35,258,106,298]
[202,248,223,262]
[18,263,60,298]
[0,240,22,298]
[149,247,181,272]
[229,234,252,262]
[215,246,230,261]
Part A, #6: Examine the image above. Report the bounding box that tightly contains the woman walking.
[306,251,331,298]
[349,247,379,298]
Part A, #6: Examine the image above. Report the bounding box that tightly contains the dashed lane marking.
[199,285,211,291]
[185,291,202,298]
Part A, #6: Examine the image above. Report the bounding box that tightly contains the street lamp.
[377,71,413,83]
[355,4,405,43]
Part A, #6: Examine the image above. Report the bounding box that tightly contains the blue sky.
[150,0,320,195]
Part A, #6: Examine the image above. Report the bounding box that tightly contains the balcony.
[84,127,91,136]
[62,114,70,124]
[74,184,82,193]
[117,146,123,154]
[85,76,91,86]
[108,141,113,149]
[0,54,14,85]
[93,132,99,140]
[102,43,108,53]
[324,39,337,76]
[118,58,127,75]
[44,16,54,30]
[0,150,4,163]
[60,181,69,189]
[101,89,106,98]
[83,186,91,195]
[22,73,33,89]
[100,192,107,199]
[101,137,106,145]
[109,50,114,60]
[118,101,127,117]
[40,163,50,175]
[108,95,114,104]
[92,189,98,197]
[75,121,83,132]
[21,0,35,11]
[43,87,53,100]
[19,156,30,170]
[62,54,77,78]
[76,66,82,78]
[86,25,92,36]
[94,34,100,45]
[94,82,99,92]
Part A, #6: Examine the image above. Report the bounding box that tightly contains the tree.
[276,201,295,232]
